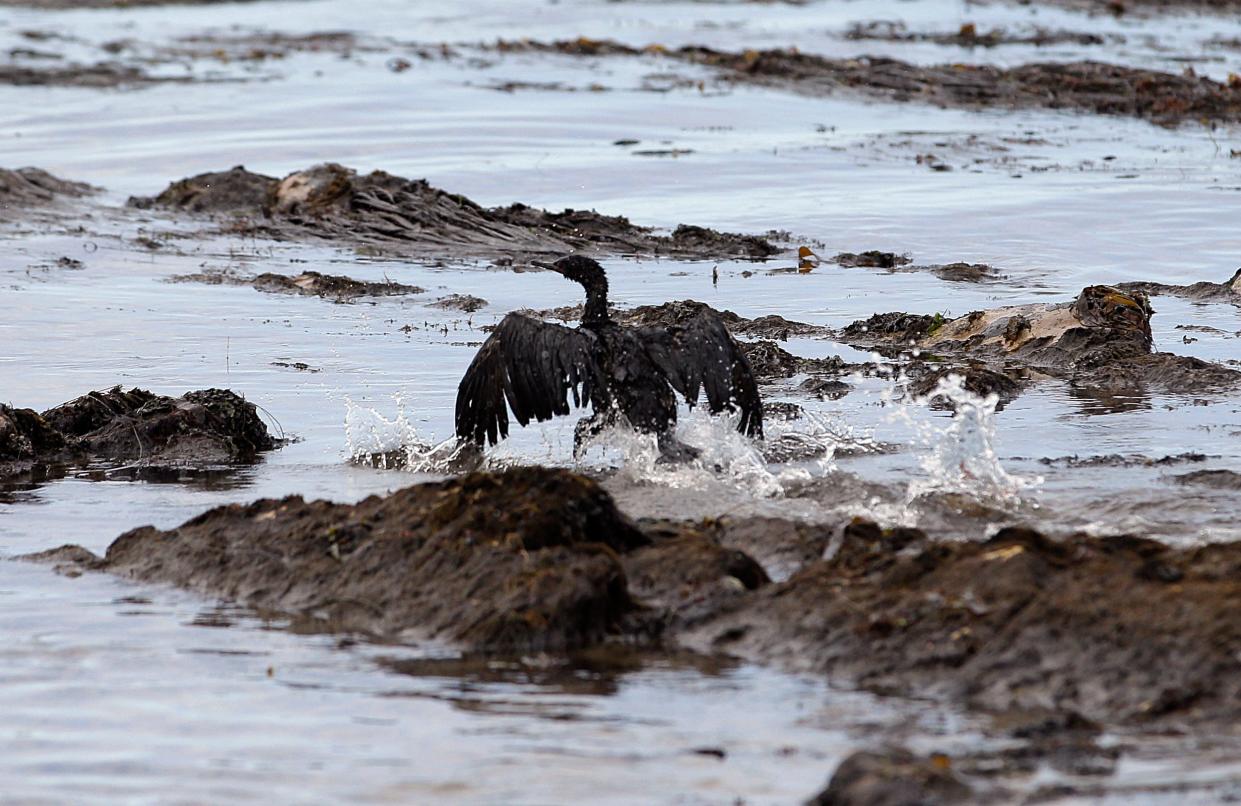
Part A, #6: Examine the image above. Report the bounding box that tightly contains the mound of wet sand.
[496,39,1241,126]
[33,467,1241,737]
[130,163,781,260]
[0,167,94,217]
[844,284,1241,394]
[1,386,277,482]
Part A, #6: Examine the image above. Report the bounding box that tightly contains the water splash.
[345,395,849,498]
[576,406,844,498]
[343,396,483,474]
[895,373,1041,507]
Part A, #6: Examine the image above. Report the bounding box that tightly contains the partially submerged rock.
[833,251,911,269]
[843,285,1241,393]
[835,251,1002,283]
[0,167,94,218]
[1119,268,1241,304]
[680,520,1241,727]
[2,386,277,482]
[1173,469,1241,490]
[928,262,1001,283]
[1039,451,1210,468]
[49,468,650,650]
[171,269,424,301]
[530,299,832,342]
[617,300,832,338]
[808,747,973,806]
[431,293,487,313]
[906,364,1026,410]
[131,163,782,260]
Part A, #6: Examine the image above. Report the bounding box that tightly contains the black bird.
[455,255,763,460]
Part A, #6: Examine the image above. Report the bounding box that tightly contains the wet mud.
[32,467,1241,800]
[170,269,425,301]
[130,163,782,261]
[1,386,277,485]
[844,285,1241,394]
[496,39,1241,126]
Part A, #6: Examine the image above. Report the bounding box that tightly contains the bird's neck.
[582,279,610,326]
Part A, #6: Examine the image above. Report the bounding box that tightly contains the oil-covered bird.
[455,255,763,460]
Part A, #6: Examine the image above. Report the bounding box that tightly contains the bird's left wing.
[633,311,764,438]
[455,313,601,446]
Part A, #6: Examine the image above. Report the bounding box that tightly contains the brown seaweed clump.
[1,386,277,482]
[130,163,782,260]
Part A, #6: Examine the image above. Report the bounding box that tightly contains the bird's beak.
[531,260,561,274]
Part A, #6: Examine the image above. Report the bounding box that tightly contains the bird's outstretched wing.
[634,312,764,438]
[456,313,601,446]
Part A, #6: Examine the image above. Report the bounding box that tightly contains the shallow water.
[3,0,1241,800]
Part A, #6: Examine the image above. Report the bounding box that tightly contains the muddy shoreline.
[29,466,1241,800]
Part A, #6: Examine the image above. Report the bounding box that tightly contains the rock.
[833,251,911,269]
[171,269,424,300]
[46,468,651,651]
[906,365,1025,410]
[808,748,972,806]
[1119,269,1241,303]
[681,522,1241,726]
[843,286,1240,393]
[2,386,278,482]
[431,293,487,313]
[0,166,94,217]
[742,340,802,379]
[1173,469,1241,490]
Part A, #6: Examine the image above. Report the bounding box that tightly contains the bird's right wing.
[633,311,764,438]
[455,313,601,446]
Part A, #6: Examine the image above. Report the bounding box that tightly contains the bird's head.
[532,255,607,288]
